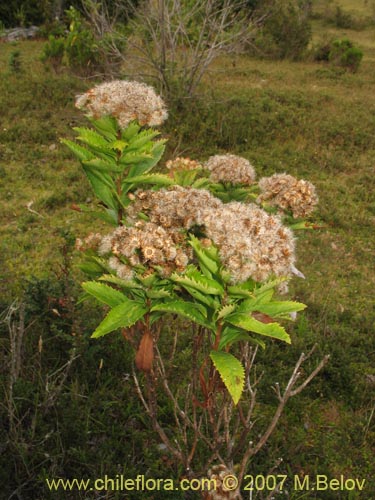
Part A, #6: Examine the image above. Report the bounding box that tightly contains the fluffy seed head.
[75,80,168,128]
[258,173,318,218]
[166,157,202,172]
[205,154,256,185]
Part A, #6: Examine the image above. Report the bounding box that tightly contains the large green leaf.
[91,300,147,338]
[210,351,245,405]
[90,115,118,140]
[127,129,160,150]
[61,139,94,162]
[151,301,211,328]
[255,301,306,318]
[219,325,266,349]
[82,158,123,173]
[74,127,109,149]
[122,173,174,186]
[82,281,128,307]
[172,272,224,295]
[226,313,291,343]
[83,166,117,210]
[127,140,166,177]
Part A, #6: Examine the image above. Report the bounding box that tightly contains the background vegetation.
[1,0,375,498]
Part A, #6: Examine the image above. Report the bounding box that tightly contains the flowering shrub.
[64,79,327,492]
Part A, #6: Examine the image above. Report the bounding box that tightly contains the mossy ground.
[1,2,375,498]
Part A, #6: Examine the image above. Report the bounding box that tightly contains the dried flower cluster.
[126,186,295,284]
[75,80,168,128]
[258,173,318,218]
[166,157,202,172]
[203,464,240,500]
[205,154,256,185]
[196,201,295,284]
[127,186,222,229]
[79,221,192,279]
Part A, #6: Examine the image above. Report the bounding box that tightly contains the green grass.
[1,11,375,498]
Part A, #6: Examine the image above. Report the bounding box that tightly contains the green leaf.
[151,301,211,328]
[82,158,123,173]
[255,301,306,318]
[90,115,118,140]
[210,351,245,405]
[121,121,141,141]
[82,166,117,210]
[82,281,128,307]
[91,300,147,338]
[172,273,224,295]
[226,313,291,343]
[127,140,166,177]
[254,277,287,296]
[61,139,94,161]
[189,236,219,276]
[74,127,109,149]
[236,289,274,314]
[217,304,237,320]
[122,173,174,186]
[99,274,143,290]
[219,325,266,350]
[127,129,160,150]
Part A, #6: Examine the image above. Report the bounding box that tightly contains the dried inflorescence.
[126,186,295,285]
[196,201,295,284]
[205,154,256,185]
[126,186,222,229]
[166,156,202,172]
[75,80,168,128]
[258,173,318,219]
[203,464,240,500]
[98,221,192,278]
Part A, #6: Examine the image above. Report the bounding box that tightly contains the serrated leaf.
[236,289,274,313]
[255,301,306,317]
[172,273,224,295]
[127,140,166,177]
[91,300,147,338]
[121,121,141,141]
[82,281,128,307]
[120,152,152,165]
[127,129,160,150]
[90,115,118,140]
[219,325,266,350]
[217,304,237,320]
[99,274,143,290]
[111,140,128,152]
[226,313,291,343]
[82,166,117,210]
[189,236,219,275]
[122,173,174,186]
[61,139,94,161]
[82,158,123,173]
[254,277,288,296]
[74,127,109,148]
[151,301,211,328]
[210,351,245,405]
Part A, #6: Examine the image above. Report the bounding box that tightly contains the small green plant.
[8,50,22,73]
[41,6,125,77]
[329,38,363,73]
[313,38,363,73]
[41,36,65,72]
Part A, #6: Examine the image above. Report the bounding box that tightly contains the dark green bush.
[249,0,312,60]
[41,6,125,77]
[313,38,363,73]
[329,39,363,73]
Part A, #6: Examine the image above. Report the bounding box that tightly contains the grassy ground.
[1,3,375,498]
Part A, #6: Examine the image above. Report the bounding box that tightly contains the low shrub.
[329,38,363,73]
[313,38,363,73]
